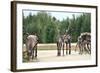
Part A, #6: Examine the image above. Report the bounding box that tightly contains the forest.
[23,11,91,43]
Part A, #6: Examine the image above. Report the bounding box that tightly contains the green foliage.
[23,11,91,43]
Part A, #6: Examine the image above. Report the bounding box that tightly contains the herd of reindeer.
[25,32,91,61]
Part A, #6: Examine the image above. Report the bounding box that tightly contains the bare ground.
[23,43,91,62]
[25,50,91,62]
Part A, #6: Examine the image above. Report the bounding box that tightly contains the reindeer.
[57,35,64,56]
[26,34,38,61]
[57,34,71,56]
[75,32,91,54]
[63,34,71,55]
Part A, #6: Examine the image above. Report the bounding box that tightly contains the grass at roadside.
[23,43,77,51]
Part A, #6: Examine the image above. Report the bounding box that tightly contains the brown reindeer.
[75,32,91,54]
[26,34,38,61]
[57,34,71,56]
[63,34,71,55]
[57,35,64,56]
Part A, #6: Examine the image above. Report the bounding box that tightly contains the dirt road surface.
[30,50,91,62]
[23,43,91,62]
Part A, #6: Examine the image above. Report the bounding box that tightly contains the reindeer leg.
[31,48,34,60]
[62,43,64,56]
[35,45,37,58]
[86,44,90,54]
[69,48,71,54]
[57,42,60,56]
[79,44,82,54]
[69,42,71,54]
[82,44,84,54]
[27,50,30,61]
[80,45,82,55]
[87,44,91,54]
[66,43,68,55]
[28,48,33,61]
[89,44,91,54]
[57,42,58,56]
[59,43,61,56]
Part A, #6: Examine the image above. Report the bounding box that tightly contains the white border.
[17,3,96,69]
